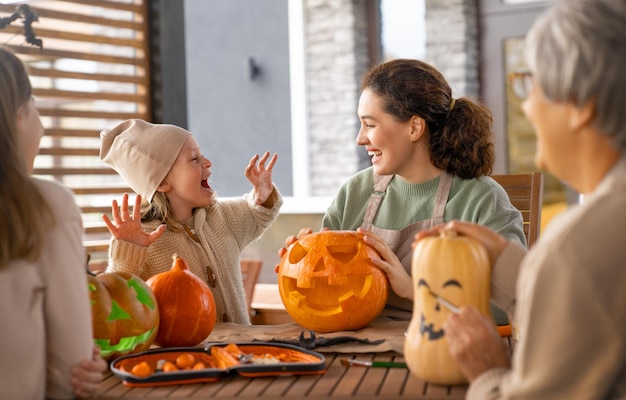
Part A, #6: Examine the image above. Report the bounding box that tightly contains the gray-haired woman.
[415,0,626,398]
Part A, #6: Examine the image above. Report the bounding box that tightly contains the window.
[0,0,150,258]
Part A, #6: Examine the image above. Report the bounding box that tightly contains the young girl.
[100,119,282,324]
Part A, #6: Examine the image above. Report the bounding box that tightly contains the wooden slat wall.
[0,0,150,260]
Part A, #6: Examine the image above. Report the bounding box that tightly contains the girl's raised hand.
[245,152,277,205]
[102,193,166,247]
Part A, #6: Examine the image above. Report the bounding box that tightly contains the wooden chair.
[491,172,544,247]
[240,258,263,318]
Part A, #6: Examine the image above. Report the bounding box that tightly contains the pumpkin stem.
[171,254,189,271]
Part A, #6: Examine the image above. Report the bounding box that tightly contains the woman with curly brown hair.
[284,59,524,319]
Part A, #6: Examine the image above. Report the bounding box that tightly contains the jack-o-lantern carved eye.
[284,237,373,288]
[277,231,389,333]
[325,244,359,263]
[288,242,309,264]
[288,242,359,277]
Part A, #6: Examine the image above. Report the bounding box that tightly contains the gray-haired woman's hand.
[444,306,511,382]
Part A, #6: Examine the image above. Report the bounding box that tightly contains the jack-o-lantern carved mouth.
[281,274,375,316]
[420,313,444,340]
[95,327,157,358]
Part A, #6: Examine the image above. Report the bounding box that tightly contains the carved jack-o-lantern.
[88,271,159,361]
[404,229,491,385]
[277,230,389,333]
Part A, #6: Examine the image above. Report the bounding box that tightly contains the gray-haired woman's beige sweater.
[469,157,626,399]
[106,188,282,325]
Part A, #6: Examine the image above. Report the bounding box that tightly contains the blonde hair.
[140,191,183,232]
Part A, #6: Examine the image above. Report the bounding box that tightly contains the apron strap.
[361,173,394,230]
[359,172,454,317]
[432,172,453,222]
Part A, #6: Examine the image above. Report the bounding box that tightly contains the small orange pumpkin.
[146,255,217,347]
[88,271,159,361]
[404,228,492,385]
[277,230,389,333]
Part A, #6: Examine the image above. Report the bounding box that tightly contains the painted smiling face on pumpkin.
[277,230,389,333]
[416,278,462,340]
[404,229,492,385]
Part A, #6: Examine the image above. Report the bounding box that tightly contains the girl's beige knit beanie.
[100,119,191,202]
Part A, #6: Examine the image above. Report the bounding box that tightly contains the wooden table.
[92,285,471,399]
[93,351,468,399]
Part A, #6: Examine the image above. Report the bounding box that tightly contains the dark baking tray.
[110,342,327,387]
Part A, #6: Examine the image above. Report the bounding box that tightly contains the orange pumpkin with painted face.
[404,228,492,385]
[277,230,389,333]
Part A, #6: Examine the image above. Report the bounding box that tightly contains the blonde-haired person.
[0,48,106,398]
[415,0,626,397]
[100,119,282,324]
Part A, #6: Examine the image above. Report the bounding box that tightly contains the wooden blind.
[0,0,150,261]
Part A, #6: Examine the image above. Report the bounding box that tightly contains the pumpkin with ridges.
[88,271,159,361]
[404,228,492,385]
[277,230,389,333]
[146,255,216,347]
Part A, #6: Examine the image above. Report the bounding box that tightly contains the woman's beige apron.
[360,172,453,320]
